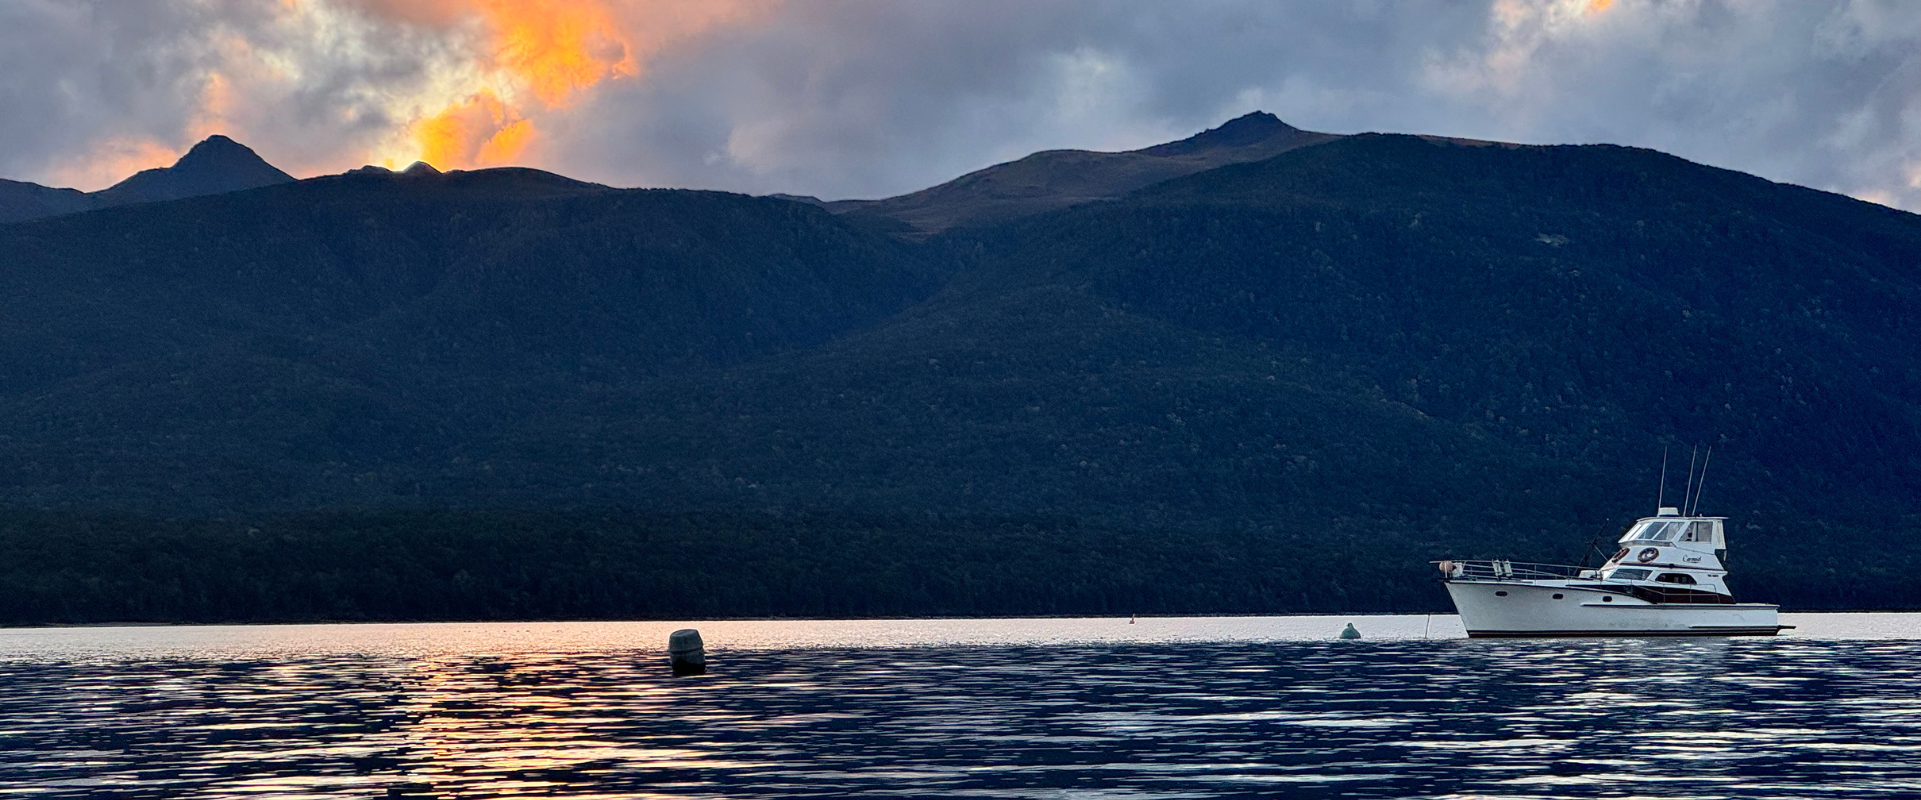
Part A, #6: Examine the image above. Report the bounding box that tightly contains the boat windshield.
[1627,521,1686,543]
[1607,568,1653,582]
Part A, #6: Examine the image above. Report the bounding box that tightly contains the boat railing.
[1434,559,1597,581]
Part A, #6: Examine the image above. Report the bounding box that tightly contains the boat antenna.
[1690,446,1713,516]
[1577,516,1623,568]
[1682,446,1699,516]
[1656,446,1669,512]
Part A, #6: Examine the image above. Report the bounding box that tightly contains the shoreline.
[7,607,1921,632]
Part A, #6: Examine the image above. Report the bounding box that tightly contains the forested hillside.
[0,167,939,510]
[1,125,1917,624]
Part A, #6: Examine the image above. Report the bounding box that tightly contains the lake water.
[2,613,1918,798]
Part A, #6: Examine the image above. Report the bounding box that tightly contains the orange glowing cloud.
[478,118,537,164]
[485,0,637,106]
[347,0,769,170]
[410,90,536,169]
[27,0,769,188]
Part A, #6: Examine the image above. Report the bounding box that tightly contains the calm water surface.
[1,613,1917,798]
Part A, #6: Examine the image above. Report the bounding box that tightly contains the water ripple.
[0,619,1918,797]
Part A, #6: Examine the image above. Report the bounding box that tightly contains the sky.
[2,0,1918,211]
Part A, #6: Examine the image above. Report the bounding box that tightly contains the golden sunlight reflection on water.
[0,612,1911,660]
[0,614,1917,798]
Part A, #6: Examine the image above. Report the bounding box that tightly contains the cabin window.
[1495,591,1509,597]
[1602,596,1614,602]
[1682,521,1714,542]
[1656,573,1698,585]
[1608,568,1653,582]
[1552,593,1565,600]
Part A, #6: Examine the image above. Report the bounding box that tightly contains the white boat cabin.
[1440,507,1737,604]
[1594,506,1730,600]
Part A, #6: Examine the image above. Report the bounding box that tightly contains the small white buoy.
[1339,622,1361,640]
[668,629,706,676]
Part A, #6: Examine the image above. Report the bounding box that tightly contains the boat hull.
[1445,580,1785,638]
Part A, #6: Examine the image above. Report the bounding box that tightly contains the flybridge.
[1613,508,1725,561]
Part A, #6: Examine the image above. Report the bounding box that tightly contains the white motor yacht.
[1438,506,1789,638]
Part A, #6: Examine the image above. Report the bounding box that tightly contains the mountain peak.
[91,134,295,207]
[178,134,250,162]
[1135,111,1299,158]
[835,111,1336,236]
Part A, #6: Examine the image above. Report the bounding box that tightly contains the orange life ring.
[1636,547,1659,563]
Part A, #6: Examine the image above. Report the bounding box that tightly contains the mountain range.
[815,111,1338,236]
[1,114,1918,624]
[0,135,293,223]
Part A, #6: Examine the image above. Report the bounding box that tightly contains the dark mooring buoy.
[669,628,706,676]
[1340,622,1362,640]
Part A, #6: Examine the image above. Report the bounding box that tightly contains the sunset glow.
[60,0,777,176]
[370,0,763,170]
[486,0,638,106]
[408,91,535,169]
[7,1,1918,212]
[48,138,178,192]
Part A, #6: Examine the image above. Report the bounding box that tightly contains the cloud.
[0,1,218,189]
[329,0,766,169]
[45,138,179,192]
[541,2,1488,197]
[410,90,530,168]
[1427,0,1921,212]
[529,0,1921,211]
[0,0,764,186]
[0,0,461,187]
[0,0,1917,212]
